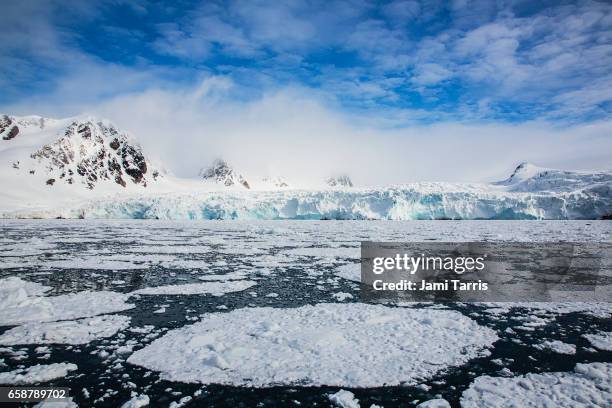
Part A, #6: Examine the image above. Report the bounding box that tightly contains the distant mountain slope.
[199,159,250,189]
[495,162,612,192]
[326,175,353,188]
[1,114,162,190]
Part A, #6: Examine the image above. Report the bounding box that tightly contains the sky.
[1,0,611,184]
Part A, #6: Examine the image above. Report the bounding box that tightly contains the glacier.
[53,183,611,220]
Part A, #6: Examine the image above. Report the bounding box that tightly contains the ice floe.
[0,363,77,384]
[0,277,134,326]
[534,340,576,355]
[119,394,150,408]
[461,362,611,407]
[127,303,497,387]
[416,399,451,408]
[583,331,612,351]
[130,280,256,296]
[34,398,78,408]
[329,389,360,408]
[0,315,130,345]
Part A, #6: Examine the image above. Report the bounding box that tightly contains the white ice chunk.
[416,399,451,408]
[127,303,497,387]
[34,398,78,408]
[0,278,134,326]
[0,315,130,345]
[583,332,612,351]
[329,389,359,408]
[0,363,77,384]
[120,394,150,408]
[130,280,256,296]
[535,340,576,355]
[461,362,611,407]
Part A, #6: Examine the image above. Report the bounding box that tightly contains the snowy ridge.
[495,162,612,193]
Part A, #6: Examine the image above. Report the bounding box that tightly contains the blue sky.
[1,1,611,181]
[2,0,611,124]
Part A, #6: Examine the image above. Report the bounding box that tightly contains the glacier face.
[71,185,611,220]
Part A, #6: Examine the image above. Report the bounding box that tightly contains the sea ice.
[120,394,150,408]
[0,315,131,345]
[130,280,256,296]
[535,340,576,355]
[329,389,359,408]
[127,303,497,387]
[34,398,78,408]
[0,363,77,384]
[583,332,612,351]
[0,278,134,326]
[461,362,611,407]
[416,399,451,408]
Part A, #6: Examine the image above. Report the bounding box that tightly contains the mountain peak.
[326,175,353,188]
[199,159,250,189]
[498,162,545,185]
[3,116,161,190]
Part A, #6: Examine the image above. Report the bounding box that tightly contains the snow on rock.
[416,399,451,408]
[0,277,134,325]
[495,162,612,193]
[127,303,497,387]
[326,175,354,188]
[534,340,577,355]
[120,394,150,408]
[200,159,250,189]
[1,114,161,190]
[583,332,612,351]
[0,363,77,384]
[329,389,360,408]
[130,280,256,296]
[0,315,131,345]
[461,362,612,408]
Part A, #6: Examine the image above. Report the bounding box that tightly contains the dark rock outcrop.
[326,175,353,188]
[1,115,19,140]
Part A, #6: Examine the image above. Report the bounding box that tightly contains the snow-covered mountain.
[495,162,612,193]
[198,159,354,190]
[1,114,161,190]
[199,159,250,189]
[326,175,353,188]
[1,114,611,220]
